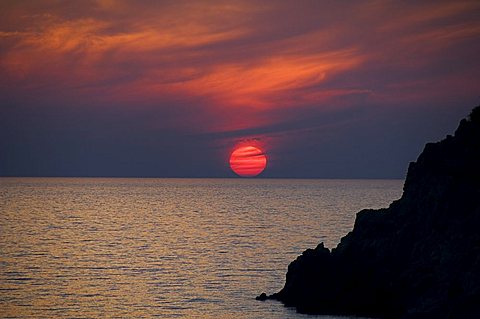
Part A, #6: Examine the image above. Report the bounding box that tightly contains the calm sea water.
[0,178,403,319]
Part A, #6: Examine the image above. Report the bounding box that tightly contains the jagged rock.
[256,293,268,301]
[260,106,480,319]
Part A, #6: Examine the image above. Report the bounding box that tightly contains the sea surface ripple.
[0,178,403,318]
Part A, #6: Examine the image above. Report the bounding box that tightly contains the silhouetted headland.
[258,106,480,318]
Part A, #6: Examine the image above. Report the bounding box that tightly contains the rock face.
[261,106,480,318]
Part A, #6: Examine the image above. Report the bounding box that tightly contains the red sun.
[229,146,267,177]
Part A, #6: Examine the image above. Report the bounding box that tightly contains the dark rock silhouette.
[256,293,268,301]
[259,106,480,318]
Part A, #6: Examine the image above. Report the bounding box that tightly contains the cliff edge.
[259,106,480,318]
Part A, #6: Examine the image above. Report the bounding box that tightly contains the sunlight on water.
[0,178,403,318]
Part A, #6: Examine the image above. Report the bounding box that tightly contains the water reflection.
[0,178,403,318]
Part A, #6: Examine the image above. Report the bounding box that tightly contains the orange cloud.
[130,49,363,109]
[1,0,480,136]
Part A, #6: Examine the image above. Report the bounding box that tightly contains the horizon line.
[0,175,406,180]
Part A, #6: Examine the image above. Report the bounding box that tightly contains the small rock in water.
[256,293,268,301]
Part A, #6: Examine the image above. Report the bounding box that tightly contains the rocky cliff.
[258,106,480,318]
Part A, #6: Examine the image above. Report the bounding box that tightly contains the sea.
[0,178,403,319]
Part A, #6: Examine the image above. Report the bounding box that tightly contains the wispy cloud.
[1,0,479,152]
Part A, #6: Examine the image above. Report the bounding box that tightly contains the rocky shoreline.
[258,106,480,318]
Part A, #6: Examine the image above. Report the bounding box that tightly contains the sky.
[1,0,480,178]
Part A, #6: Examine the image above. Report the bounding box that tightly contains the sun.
[229,145,267,177]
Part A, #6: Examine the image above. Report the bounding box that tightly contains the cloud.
[1,0,480,177]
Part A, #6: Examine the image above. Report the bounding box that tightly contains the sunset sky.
[1,1,480,178]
